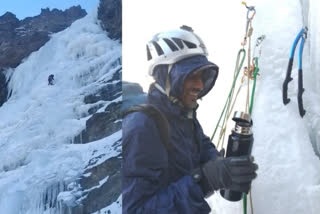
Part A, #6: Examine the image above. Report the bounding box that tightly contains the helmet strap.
[165,65,172,96]
[165,65,179,103]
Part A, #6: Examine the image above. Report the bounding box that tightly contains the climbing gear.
[243,65,255,80]
[241,33,266,214]
[210,2,263,214]
[253,35,266,56]
[146,25,209,76]
[211,49,246,148]
[250,35,265,114]
[241,2,256,47]
[123,104,172,151]
[241,3,257,213]
[282,27,308,117]
[212,34,265,151]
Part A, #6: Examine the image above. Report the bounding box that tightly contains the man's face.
[181,71,204,109]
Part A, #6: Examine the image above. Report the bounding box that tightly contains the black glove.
[200,156,258,194]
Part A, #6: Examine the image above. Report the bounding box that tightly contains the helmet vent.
[152,41,164,56]
[172,37,184,49]
[183,40,197,49]
[147,26,209,76]
[163,38,179,51]
[146,45,152,60]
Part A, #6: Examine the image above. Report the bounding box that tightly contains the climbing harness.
[282,27,308,117]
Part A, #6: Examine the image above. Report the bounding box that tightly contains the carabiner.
[255,35,266,47]
[242,2,256,20]
[253,35,266,58]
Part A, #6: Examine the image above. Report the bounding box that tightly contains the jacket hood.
[152,55,219,100]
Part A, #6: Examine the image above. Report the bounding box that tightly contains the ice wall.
[208,0,320,213]
[306,0,320,157]
[0,8,121,214]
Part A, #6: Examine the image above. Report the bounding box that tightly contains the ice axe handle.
[298,69,306,117]
[283,58,293,105]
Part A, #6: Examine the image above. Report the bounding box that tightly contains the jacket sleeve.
[123,112,211,214]
[195,119,220,164]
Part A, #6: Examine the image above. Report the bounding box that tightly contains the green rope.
[210,50,260,214]
[249,57,259,114]
[210,49,246,142]
[243,193,247,214]
[243,56,260,214]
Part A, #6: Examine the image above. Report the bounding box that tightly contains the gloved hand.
[201,156,258,193]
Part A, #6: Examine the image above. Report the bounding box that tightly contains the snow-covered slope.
[0,8,121,214]
[208,0,320,213]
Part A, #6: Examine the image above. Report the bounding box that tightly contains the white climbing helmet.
[147,25,209,76]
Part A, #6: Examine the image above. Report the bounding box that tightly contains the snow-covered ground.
[0,8,121,214]
[208,0,320,213]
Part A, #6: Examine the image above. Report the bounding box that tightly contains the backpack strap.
[123,104,172,151]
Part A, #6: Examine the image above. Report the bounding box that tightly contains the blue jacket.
[123,55,219,214]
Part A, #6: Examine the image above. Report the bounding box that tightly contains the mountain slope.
[0,6,122,214]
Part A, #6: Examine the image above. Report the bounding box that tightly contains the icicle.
[80,131,83,144]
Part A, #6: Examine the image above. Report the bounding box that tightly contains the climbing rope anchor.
[241,2,256,46]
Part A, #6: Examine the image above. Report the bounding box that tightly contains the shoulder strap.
[123,104,171,151]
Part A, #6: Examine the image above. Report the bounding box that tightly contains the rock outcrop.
[122,81,147,111]
[98,0,122,42]
[71,65,122,213]
[69,1,123,211]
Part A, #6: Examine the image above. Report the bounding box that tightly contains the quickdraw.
[243,35,265,81]
[282,27,308,117]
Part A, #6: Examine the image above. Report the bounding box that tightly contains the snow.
[206,0,320,213]
[0,7,121,214]
[91,195,122,214]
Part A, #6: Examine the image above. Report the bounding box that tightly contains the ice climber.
[123,26,259,214]
[48,74,54,85]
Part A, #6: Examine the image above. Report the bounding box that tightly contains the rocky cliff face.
[98,0,122,42]
[66,0,122,213]
[0,6,87,106]
[0,69,8,108]
[71,64,122,214]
